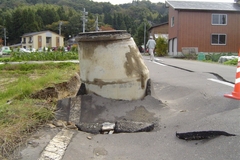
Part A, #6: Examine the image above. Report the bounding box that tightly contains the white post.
[95,16,99,31]
[144,23,146,53]
[59,21,62,36]
[4,28,6,46]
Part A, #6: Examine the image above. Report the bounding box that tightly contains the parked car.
[38,47,51,52]
[19,48,31,53]
[1,46,11,55]
[64,47,68,52]
[26,48,36,52]
[0,49,2,57]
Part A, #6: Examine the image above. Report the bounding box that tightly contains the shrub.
[205,52,235,62]
[224,58,238,65]
[71,45,78,52]
[155,37,168,57]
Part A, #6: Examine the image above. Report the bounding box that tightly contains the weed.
[224,58,238,65]
[205,52,236,62]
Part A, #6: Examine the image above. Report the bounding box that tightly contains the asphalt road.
[19,56,240,160]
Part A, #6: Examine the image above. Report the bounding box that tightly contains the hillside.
[0,0,168,46]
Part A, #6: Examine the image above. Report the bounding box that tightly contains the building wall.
[33,36,38,49]
[149,24,169,36]
[51,33,64,47]
[38,33,46,48]
[178,10,240,53]
[168,7,179,39]
[22,37,33,49]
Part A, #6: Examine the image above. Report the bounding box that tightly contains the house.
[148,22,169,40]
[166,1,240,57]
[20,30,64,50]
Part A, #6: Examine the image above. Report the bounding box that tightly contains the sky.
[92,0,235,5]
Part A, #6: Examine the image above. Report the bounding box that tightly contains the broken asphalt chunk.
[176,130,236,140]
[114,121,154,133]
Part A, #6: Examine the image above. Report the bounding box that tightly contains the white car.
[38,47,50,52]
[19,48,31,53]
[26,48,36,52]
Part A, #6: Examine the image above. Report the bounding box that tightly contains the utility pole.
[95,16,99,31]
[3,28,6,46]
[82,8,88,33]
[144,23,146,53]
[59,21,62,36]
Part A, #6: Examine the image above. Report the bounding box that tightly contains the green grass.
[0,51,78,62]
[0,63,76,103]
[0,62,79,158]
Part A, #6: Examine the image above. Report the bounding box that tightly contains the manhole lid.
[76,30,131,42]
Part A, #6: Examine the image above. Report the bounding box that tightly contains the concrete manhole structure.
[56,30,164,134]
[76,30,150,100]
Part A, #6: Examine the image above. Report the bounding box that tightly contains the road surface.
[18,56,240,160]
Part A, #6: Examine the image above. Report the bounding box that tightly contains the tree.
[133,22,150,46]
[113,13,118,30]
[41,7,60,25]
[117,14,127,30]
[9,8,24,44]
[22,8,40,32]
[67,13,82,36]
[57,6,67,21]
[104,12,113,25]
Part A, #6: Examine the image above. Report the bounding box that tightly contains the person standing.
[146,36,156,61]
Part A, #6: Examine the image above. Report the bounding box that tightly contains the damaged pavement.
[55,90,163,134]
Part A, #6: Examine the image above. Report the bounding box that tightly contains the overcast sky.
[92,0,235,5]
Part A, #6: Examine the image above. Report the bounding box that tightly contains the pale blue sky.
[92,0,235,5]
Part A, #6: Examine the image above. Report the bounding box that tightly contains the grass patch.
[0,51,78,62]
[0,62,79,158]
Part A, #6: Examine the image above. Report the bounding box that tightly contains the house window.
[211,34,226,45]
[171,17,174,27]
[22,38,26,44]
[46,37,51,43]
[28,37,33,43]
[212,14,227,25]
